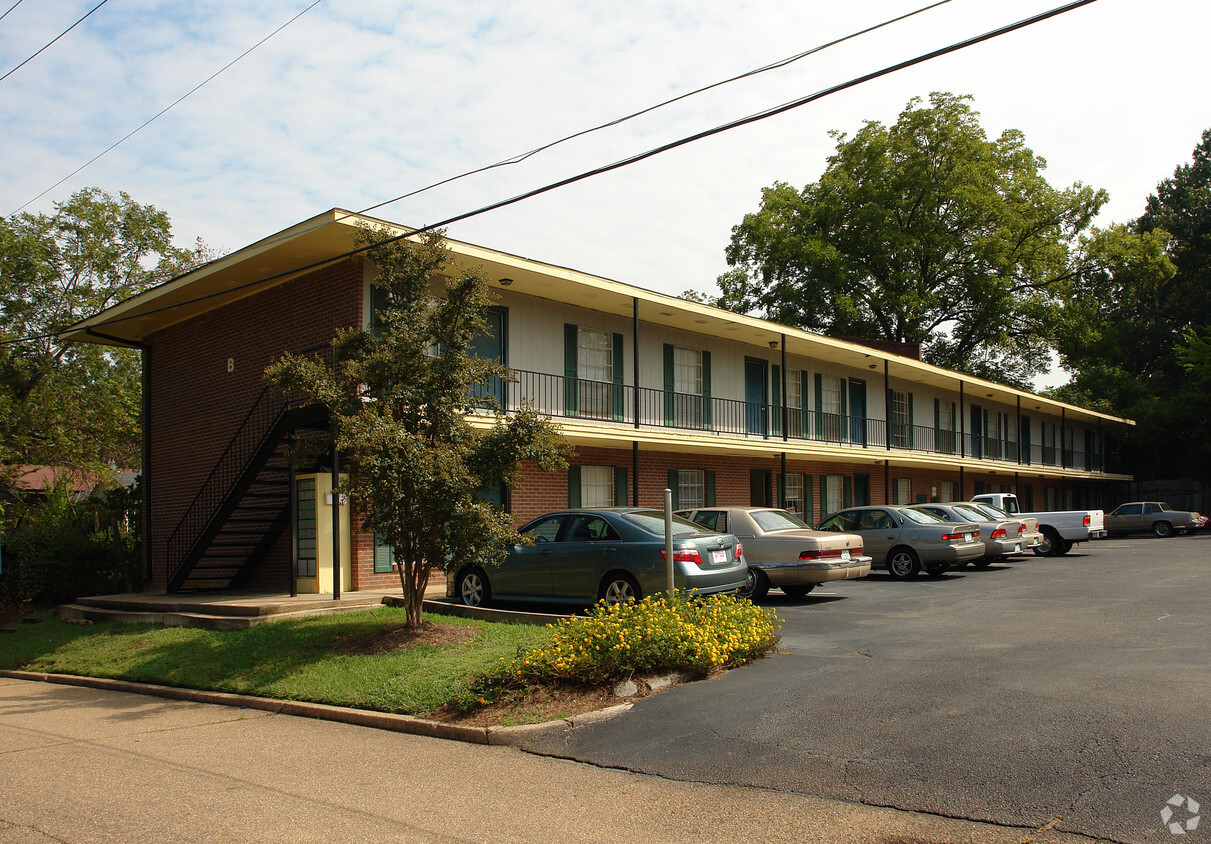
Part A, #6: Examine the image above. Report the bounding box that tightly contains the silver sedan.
[817,505,984,578]
[678,506,871,600]
[912,502,1042,564]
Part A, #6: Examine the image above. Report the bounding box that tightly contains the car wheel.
[1034,527,1060,557]
[738,568,770,601]
[457,568,491,607]
[780,584,814,599]
[886,547,920,579]
[599,573,641,606]
[1055,538,1073,556]
[972,557,994,568]
[1153,521,1173,538]
[924,562,951,576]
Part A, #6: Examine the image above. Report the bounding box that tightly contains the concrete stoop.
[58,592,391,630]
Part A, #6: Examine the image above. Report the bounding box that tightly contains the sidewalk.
[0,677,1097,844]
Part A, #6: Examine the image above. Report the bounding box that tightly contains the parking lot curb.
[0,670,633,745]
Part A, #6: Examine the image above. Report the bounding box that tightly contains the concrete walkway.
[0,677,1098,843]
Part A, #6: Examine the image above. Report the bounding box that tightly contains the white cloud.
[2,0,1207,325]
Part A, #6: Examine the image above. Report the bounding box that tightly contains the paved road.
[519,534,1211,843]
[0,679,1095,843]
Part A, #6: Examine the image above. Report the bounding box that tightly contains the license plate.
[841,550,851,561]
[1014,543,1022,553]
[711,549,727,564]
[964,533,974,543]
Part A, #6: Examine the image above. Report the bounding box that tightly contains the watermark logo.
[1162,794,1201,835]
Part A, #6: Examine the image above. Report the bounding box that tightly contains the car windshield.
[622,510,709,537]
[901,507,947,524]
[952,503,992,522]
[752,509,809,531]
[970,502,1011,519]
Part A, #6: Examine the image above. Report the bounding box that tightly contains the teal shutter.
[819,474,829,514]
[843,475,853,509]
[701,351,712,430]
[667,469,679,509]
[799,370,809,439]
[611,332,625,421]
[705,470,716,507]
[663,344,675,426]
[615,467,628,506]
[933,398,941,453]
[564,324,579,417]
[370,284,387,337]
[373,533,394,573]
[568,465,581,508]
[814,373,823,440]
[803,475,814,524]
[771,364,782,437]
[839,378,848,442]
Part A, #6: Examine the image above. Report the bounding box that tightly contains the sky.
[2,0,1208,384]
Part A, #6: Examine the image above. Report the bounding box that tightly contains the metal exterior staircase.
[165,364,333,593]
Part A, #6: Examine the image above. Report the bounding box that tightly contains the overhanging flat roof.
[63,208,1133,429]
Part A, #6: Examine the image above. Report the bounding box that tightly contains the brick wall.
[146,257,365,590]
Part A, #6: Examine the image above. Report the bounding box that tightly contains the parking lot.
[518,533,1211,843]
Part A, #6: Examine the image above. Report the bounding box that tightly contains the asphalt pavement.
[517,533,1211,843]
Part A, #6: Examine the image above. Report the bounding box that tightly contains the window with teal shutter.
[373,533,394,573]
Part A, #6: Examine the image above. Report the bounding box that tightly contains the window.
[891,390,912,448]
[568,465,626,508]
[663,344,711,429]
[784,369,805,437]
[823,474,845,516]
[893,478,912,505]
[577,327,613,419]
[935,399,956,454]
[819,374,843,441]
[580,465,615,508]
[940,480,956,502]
[986,412,1002,459]
[678,469,706,510]
[783,473,804,516]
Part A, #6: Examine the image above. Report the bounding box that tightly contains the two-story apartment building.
[64,209,1132,595]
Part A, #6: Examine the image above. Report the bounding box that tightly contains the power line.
[0,0,26,23]
[14,0,1096,346]
[358,0,952,216]
[180,2,955,283]
[7,0,326,217]
[0,0,109,84]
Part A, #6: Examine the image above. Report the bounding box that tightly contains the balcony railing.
[483,368,1107,473]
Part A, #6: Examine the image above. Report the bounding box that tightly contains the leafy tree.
[707,93,1106,387]
[0,188,196,486]
[266,229,571,628]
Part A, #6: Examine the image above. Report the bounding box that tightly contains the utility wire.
[7,0,325,217]
[0,0,26,23]
[0,0,109,84]
[358,0,952,216]
[188,1,954,280]
[9,0,1095,347]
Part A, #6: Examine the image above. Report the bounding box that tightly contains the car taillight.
[734,542,743,560]
[1016,524,1026,536]
[991,528,1007,540]
[659,548,703,564]
[941,530,979,541]
[1083,514,1091,527]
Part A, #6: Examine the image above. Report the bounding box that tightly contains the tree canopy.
[706,93,1108,388]
[0,188,196,484]
[1053,130,1211,479]
[266,229,571,627]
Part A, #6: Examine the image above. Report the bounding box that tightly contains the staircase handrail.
[164,344,334,586]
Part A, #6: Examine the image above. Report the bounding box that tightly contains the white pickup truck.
[970,493,1107,557]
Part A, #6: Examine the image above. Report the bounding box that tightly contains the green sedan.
[448,508,749,607]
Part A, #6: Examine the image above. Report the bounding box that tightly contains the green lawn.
[0,608,550,716]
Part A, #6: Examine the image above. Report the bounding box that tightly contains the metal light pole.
[664,487,674,592]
